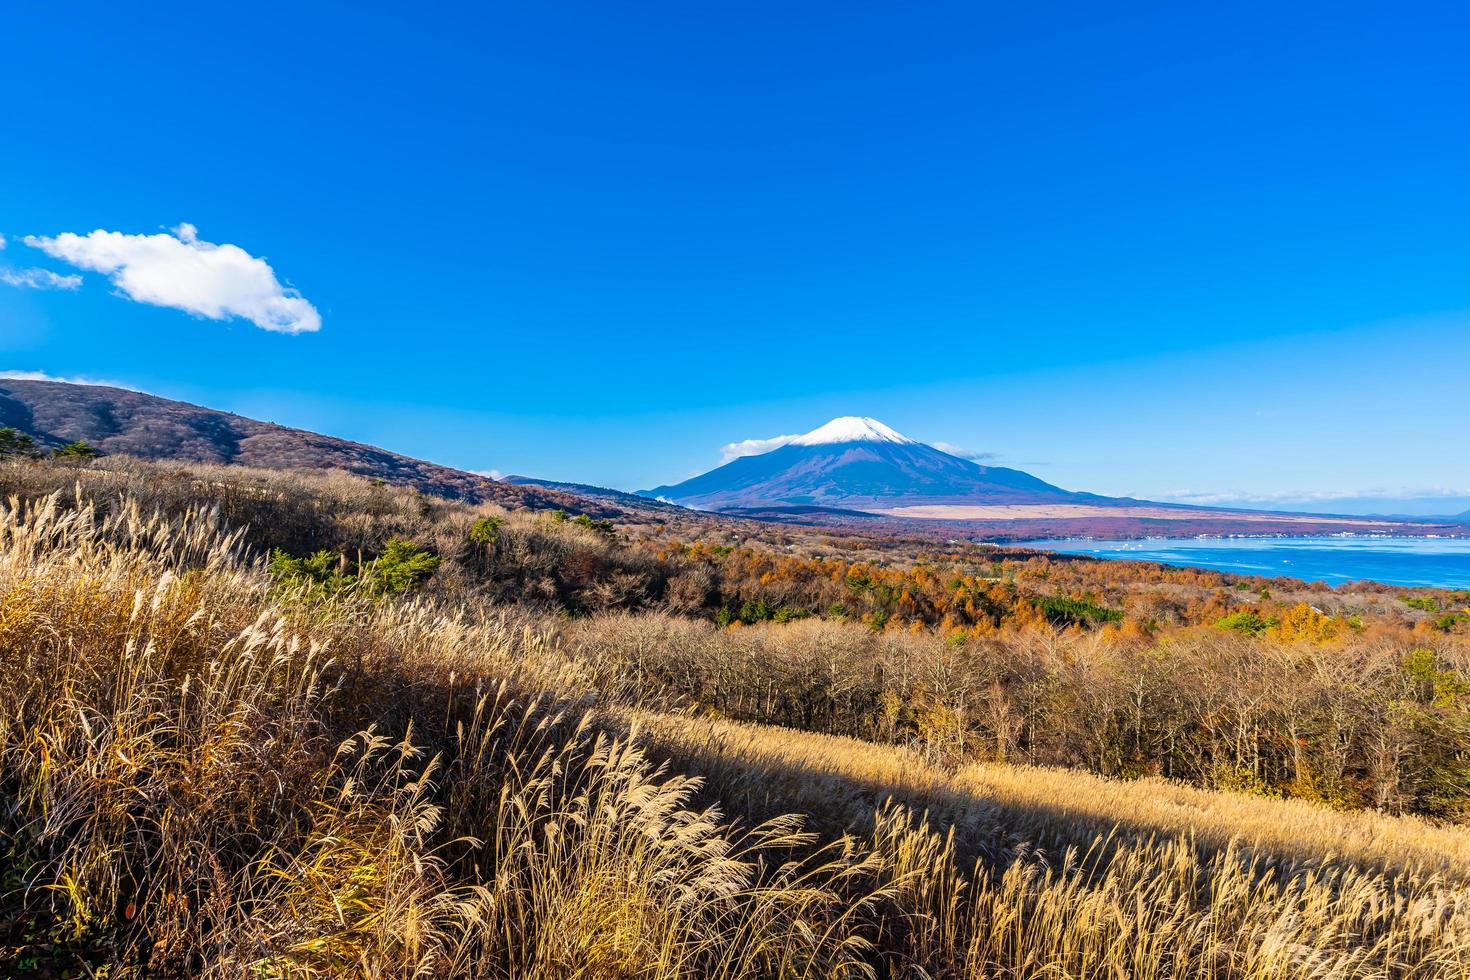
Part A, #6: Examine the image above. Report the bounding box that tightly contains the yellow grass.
[2,488,1469,977]
[632,709,1470,878]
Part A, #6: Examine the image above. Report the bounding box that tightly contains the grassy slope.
[0,486,1465,975]
[0,458,1468,974]
[0,378,582,507]
[633,710,1470,878]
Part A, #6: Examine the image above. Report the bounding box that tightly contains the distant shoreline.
[1014,535,1470,590]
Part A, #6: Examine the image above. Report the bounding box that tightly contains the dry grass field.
[2,460,1469,976]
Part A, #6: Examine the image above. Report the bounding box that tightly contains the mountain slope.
[644,416,1098,510]
[0,379,518,503]
[503,474,682,510]
[640,418,1461,537]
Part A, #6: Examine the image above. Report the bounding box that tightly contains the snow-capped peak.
[789,417,916,447]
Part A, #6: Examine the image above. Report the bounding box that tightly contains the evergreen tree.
[51,440,101,459]
[0,427,38,458]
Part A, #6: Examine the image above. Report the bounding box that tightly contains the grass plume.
[0,477,1468,976]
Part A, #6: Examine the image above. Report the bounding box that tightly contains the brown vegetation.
[2,456,1470,976]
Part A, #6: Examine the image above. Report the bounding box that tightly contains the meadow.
[2,456,1469,977]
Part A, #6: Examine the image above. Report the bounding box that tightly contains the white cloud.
[931,441,997,463]
[719,433,801,462]
[0,369,138,390]
[0,233,7,250]
[0,267,82,290]
[24,223,320,333]
[472,469,505,481]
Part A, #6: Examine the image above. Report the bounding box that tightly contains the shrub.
[50,439,100,459]
[573,513,616,536]
[771,605,810,624]
[361,538,440,593]
[269,538,439,598]
[737,598,772,624]
[1269,602,1344,643]
[469,515,505,544]
[269,546,354,597]
[1033,595,1123,626]
[1435,612,1470,633]
[1214,611,1272,635]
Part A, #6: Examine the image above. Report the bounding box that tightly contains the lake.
[1016,537,1470,589]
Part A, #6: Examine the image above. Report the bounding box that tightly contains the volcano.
[642,417,1101,512]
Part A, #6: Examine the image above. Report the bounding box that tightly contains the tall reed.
[2,489,1468,977]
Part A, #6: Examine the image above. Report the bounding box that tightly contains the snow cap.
[789,417,915,446]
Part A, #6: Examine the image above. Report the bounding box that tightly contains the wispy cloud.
[719,433,801,462]
[0,233,83,288]
[24,223,320,333]
[931,441,997,463]
[0,266,82,290]
[0,369,138,390]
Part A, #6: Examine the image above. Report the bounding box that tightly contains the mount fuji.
[641,417,1101,512]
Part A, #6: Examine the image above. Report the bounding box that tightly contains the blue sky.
[3,2,1468,513]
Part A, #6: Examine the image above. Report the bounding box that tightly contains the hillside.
[504,473,682,510]
[2,455,1468,975]
[4,386,1454,541]
[0,378,556,508]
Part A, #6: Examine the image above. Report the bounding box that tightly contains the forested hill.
[0,378,540,505]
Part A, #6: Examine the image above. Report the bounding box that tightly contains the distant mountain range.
[638,416,1465,537]
[643,417,1103,510]
[2,384,1459,539]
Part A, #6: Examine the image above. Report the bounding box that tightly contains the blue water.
[1017,537,1470,589]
